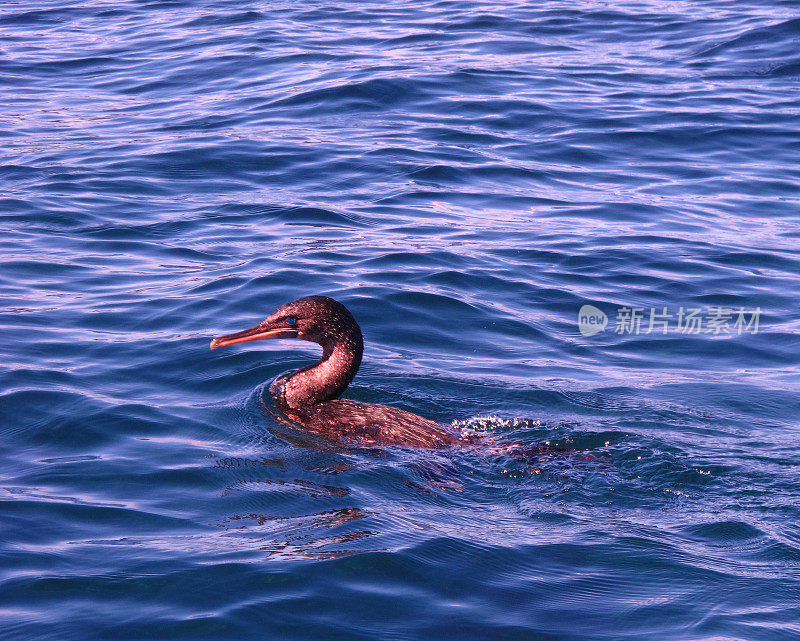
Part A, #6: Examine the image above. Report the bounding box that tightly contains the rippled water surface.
[2,1,800,639]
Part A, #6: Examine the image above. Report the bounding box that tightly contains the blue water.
[2,1,800,639]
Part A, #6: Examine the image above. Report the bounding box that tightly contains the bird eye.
[286,316,296,326]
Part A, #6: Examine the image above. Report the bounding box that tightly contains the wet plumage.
[211,296,458,448]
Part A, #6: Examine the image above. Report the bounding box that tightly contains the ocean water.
[2,1,799,639]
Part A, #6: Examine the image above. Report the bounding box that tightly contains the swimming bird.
[210,296,459,448]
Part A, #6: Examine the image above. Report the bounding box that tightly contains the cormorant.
[211,296,459,448]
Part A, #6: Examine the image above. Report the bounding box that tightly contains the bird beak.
[210,324,298,349]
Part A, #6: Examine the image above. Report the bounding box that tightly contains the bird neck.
[277,331,363,409]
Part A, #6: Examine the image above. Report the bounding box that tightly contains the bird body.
[280,399,455,448]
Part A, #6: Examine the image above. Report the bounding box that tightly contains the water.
[2,1,799,639]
